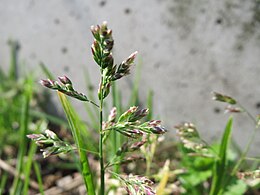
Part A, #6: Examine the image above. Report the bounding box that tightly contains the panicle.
[27,130,73,158]
[212,92,237,105]
[112,51,138,81]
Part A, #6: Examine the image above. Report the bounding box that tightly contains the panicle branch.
[40,76,99,107]
[27,130,73,158]
[103,107,166,139]
[174,122,213,157]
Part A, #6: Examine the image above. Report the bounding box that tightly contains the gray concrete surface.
[1,0,260,154]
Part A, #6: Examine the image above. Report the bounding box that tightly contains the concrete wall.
[1,0,260,153]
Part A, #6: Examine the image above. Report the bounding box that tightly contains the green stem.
[99,79,105,195]
[231,126,258,175]
[145,156,151,176]
[239,104,257,125]
[87,99,100,108]
[231,103,259,176]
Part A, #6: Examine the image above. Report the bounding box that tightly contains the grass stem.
[99,76,105,195]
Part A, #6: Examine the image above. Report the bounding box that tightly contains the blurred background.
[1,0,260,154]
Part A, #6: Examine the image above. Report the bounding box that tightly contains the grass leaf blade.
[58,92,95,194]
[210,117,233,195]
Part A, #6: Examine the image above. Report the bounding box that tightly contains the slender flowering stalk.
[27,130,74,158]
[29,22,166,194]
[90,22,142,194]
[40,76,99,107]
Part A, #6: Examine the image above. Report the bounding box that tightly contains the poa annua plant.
[28,22,166,194]
[175,92,260,194]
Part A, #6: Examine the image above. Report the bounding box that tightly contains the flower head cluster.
[103,107,166,139]
[175,122,209,154]
[224,105,243,113]
[91,21,114,68]
[212,92,237,105]
[103,106,166,171]
[112,51,138,81]
[40,76,98,106]
[105,140,146,169]
[116,174,155,195]
[27,130,73,158]
[237,169,260,180]
[212,92,246,115]
[114,138,146,156]
[119,140,146,156]
[237,169,260,186]
[91,22,137,99]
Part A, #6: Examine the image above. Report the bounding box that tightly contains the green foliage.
[0,41,65,194]
[176,118,252,195]
[11,76,33,194]
[176,92,260,194]
[177,145,214,194]
[223,179,247,195]
[0,41,34,194]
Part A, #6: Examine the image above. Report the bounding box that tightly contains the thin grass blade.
[210,117,233,195]
[33,162,44,195]
[22,140,38,194]
[156,160,170,195]
[0,171,8,195]
[10,77,33,195]
[23,121,47,194]
[58,92,95,194]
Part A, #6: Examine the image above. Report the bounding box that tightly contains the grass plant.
[174,92,260,194]
[29,22,166,194]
